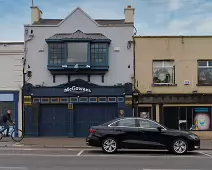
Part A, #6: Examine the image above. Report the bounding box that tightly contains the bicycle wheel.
[11,129,24,142]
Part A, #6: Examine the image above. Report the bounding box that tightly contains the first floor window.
[91,43,108,65]
[198,60,212,85]
[153,60,175,84]
[49,43,65,64]
[67,43,88,63]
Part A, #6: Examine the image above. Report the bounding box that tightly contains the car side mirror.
[157,127,162,131]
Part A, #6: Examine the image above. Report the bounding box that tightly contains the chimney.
[124,5,135,24]
[30,1,43,24]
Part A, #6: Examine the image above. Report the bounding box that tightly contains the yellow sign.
[68,103,73,110]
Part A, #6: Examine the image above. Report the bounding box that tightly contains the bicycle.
[0,124,24,142]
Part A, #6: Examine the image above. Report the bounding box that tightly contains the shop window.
[98,97,107,102]
[60,98,69,103]
[70,97,78,102]
[138,107,152,119]
[0,102,15,122]
[198,60,212,85]
[108,97,116,102]
[41,98,49,103]
[79,97,88,102]
[153,60,175,84]
[163,106,212,131]
[117,97,124,103]
[89,97,97,102]
[51,98,59,103]
[33,98,40,103]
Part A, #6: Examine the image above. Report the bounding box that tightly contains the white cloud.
[195,16,212,33]
[168,0,184,11]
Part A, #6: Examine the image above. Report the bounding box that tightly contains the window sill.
[152,83,177,87]
[196,84,212,86]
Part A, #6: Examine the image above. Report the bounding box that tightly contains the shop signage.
[64,86,92,94]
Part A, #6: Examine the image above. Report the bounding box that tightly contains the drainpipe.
[132,26,137,117]
[22,36,33,133]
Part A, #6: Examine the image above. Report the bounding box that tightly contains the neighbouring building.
[23,4,135,137]
[0,42,24,132]
[133,36,212,139]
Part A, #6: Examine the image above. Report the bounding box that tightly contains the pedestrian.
[0,110,15,137]
[119,110,125,118]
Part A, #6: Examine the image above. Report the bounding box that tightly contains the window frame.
[66,42,90,65]
[108,118,137,128]
[152,60,175,84]
[47,41,109,67]
[136,118,167,130]
[197,60,212,85]
[48,43,66,65]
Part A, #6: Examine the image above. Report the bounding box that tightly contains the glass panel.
[138,107,151,119]
[49,43,65,64]
[164,61,174,67]
[208,61,212,66]
[198,68,212,84]
[153,67,174,83]
[0,102,15,122]
[163,107,178,129]
[153,61,162,67]
[137,119,161,129]
[67,43,88,63]
[111,119,136,127]
[198,61,207,66]
[91,43,107,65]
[192,107,211,131]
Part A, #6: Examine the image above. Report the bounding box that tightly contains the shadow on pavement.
[84,149,201,156]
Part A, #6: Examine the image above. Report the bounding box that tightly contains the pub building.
[23,79,133,137]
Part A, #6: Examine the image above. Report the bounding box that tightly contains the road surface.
[0,147,210,169]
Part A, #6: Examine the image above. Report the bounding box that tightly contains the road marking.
[77,150,84,156]
[0,168,26,170]
[198,151,212,157]
[0,153,208,159]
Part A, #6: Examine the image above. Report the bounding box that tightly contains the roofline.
[24,24,134,28]
[133,35,212,38]
[0,41,24,45]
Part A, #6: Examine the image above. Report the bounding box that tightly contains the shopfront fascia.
[23,79,133,137]
[133,93,212,139]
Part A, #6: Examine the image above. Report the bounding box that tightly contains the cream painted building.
[0,42,24,131]
[133,36,212,139]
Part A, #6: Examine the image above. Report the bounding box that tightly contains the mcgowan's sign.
[64,86,92,94]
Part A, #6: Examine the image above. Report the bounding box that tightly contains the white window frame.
[198,61,212,68]
[198,60,212,84]
[153,60,175,84]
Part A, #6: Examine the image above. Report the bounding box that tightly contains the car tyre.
[101,137,118,154]
[171,138,188,155]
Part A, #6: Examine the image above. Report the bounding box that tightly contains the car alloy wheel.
[172,139,188,154]
[102,137,118,154]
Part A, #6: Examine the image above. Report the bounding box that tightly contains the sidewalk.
[3,137,210,150]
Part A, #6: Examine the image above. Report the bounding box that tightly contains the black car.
[86,117,200,154]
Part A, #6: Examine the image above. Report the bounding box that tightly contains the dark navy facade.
[23,79,133,137]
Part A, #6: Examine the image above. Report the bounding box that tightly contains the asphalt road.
[0,148,211,170]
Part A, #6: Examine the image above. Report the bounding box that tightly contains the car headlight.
[189,134,199,140]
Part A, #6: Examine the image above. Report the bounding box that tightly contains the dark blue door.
[74,104,117,137]
[40,104,68,136]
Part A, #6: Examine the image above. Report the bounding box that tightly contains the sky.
[1,0,212,41]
